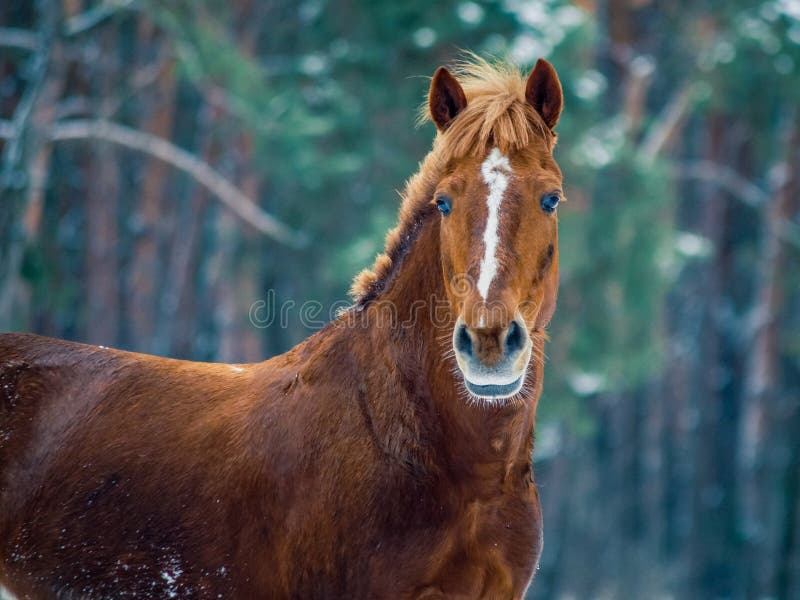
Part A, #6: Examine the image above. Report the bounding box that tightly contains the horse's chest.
[382,485,543,600]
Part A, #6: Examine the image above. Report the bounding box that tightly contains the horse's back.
[0,332,123,421]
[0,331,93,406]
[0,331,247,441]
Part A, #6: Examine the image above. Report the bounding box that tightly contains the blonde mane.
[350,56,555,306]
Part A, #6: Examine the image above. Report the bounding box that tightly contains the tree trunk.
[85,141,120,345]
[128,22,176,352]
[739,110,799,597]
[0,0,60,328]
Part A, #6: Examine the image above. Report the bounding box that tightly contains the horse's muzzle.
[452,314,531,400]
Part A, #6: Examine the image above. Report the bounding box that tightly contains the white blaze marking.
[477,148,512,301]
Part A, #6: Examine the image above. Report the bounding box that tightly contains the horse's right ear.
[429,67,467,131]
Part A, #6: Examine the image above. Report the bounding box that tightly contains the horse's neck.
[364,215,537,478]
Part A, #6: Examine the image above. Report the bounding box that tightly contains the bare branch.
[669,159,800,250]
[639,83,697,162]
[0,27,40,51]
[669,160,770,207]
[0,118,306,247]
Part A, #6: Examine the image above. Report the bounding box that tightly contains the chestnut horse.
[0,56,564,599]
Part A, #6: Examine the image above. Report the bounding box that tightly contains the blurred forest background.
[2,0,800,598]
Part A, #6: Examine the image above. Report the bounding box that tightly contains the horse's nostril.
[505,320,525,354]
[455,324,473,356]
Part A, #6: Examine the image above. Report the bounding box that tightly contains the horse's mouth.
[463,374,524,399]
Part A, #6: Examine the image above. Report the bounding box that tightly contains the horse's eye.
[541,193,560,213]
[435,196,452,216]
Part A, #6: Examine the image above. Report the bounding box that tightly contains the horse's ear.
[429,67,467,131]
[525,58,562,130]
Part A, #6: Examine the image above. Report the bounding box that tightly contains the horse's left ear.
[525,58,562,130]
[429,67,468,131]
